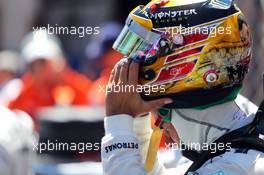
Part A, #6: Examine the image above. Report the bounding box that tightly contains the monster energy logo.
[150,9,197,19]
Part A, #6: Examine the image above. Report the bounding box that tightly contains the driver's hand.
[106,58,172,117]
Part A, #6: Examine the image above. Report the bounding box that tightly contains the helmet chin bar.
[141,84,242,109]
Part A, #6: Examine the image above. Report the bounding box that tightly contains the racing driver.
[101,0,264,174]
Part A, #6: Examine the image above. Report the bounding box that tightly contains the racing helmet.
[113,0,252,109]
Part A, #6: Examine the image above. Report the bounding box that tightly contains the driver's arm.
[101,58,172,175]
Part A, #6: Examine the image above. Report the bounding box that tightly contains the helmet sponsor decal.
[147,59,198,85]
[165,46,204,63]
[203,70,219,84]
[148,4,238,28]
[149,8,197,19]
[159,22,220,51]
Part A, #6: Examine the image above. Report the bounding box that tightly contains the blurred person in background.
[8,30,92,129]
[0,105,34,175]
[0,51,23,106]
[85,22,123,106]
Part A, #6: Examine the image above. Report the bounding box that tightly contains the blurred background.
[0,0,263,174]
[0,0,263,103]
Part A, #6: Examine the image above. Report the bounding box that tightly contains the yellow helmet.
[113,0,252,108]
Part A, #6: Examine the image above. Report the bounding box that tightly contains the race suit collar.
[170,95,257,151]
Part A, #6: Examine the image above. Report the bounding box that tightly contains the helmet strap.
[144,108,171,172]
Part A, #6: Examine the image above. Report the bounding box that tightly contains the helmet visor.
[113,16,161,57]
